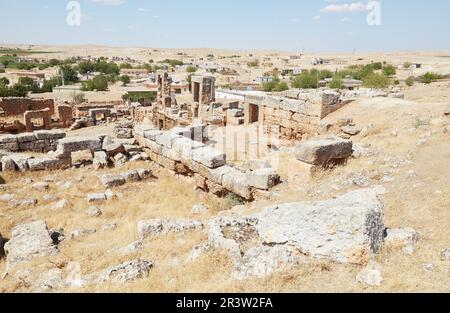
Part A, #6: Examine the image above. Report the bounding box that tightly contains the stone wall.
[244,91,351,140]
[134,124,280,201]
[0,98,55,117]
[0,130,66,153]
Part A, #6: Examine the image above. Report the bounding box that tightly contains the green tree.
[186,66,198,73]
[18,77,35,87]
[81,75,109,91]
[60,65,79,84]
[119,75,131,86]
[0,77,9,86]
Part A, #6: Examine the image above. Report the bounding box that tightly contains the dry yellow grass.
[1,90,450,292]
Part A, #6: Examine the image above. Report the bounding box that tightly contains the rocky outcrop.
[4,220,58,269]
[138,219,204,239]
[207,187,386,279]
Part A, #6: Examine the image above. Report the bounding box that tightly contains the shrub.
[363,73,390,88]
[420,72,442,84]
[225,193,244,206]
[403,62,412,69]
[186,66,198,73]
[373,62,383,70]
[382,65,396,77]
[72,92,86,104]
[291,71,319,89]
[405,76,415,87]
[119,75,131,86]
[247,60,259,67]
[329,78,342,89]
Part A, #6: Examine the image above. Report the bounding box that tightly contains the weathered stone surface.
[34,130,66,140]
[10,154,31,172]
[70,228,97,239]
[4,220,58,268]
[222,168,252,200]
[100,174,126,188]
[208,217,260,260]
[17,133,36,143]
[34,268,64,292]
[100,259,153,283]
[384,228,420,254]
[118,241,144,256]
[122,170,141,182]
[55,136,103,157]
[440,248,450,261]
[342,125,362,136]
[255,187,386,264]
[156,132,182,149]
[87,206,102,217]
[137,168,152,180]
[138,219,203,239]
[247,168,280,190]
[295,136,353,166]
[32,182,50,191]
[103,140,125,157]
[233,245,304,280]
[28,157,70,171]
[209,165,234,185]
[1,156,16,172]
[87,193,107,203]
[356,260,383,287]
[191,147,226,169]
[93,151,108,169]
[53,199,70,210]
[134,124,156,137]
[0,134,18,144]
[192,204,209,214]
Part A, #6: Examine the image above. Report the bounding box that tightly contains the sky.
[0,0,449,52]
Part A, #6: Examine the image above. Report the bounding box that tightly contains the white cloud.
[90,0,124,6]
[341,17,351,22]
[313,15,321,21]
[320,2,368,14]
[137,8,148,13]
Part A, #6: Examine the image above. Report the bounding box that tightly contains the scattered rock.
[295,136,353,166]
[440,248,450,261]
[384,228,420,254]
[53,199,69,210]
[100,259,153,283]
[4,220,58,268]
[192,204,209,214]
[87,193,107,203]
[42,194,57,202]
[423,263,434,271]
[186,244,210,263]
[87,206,102,217]
[356,260,383,287]
[70,228,96,239]
[342,125,362,136]
[34,268,64,292]
[118,241,144,255]
[101,222,118,231]
[100,174,126,188]
[32,182,49,191]
[138,219,203,239]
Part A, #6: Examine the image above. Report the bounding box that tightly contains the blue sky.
[0,0,449,52]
